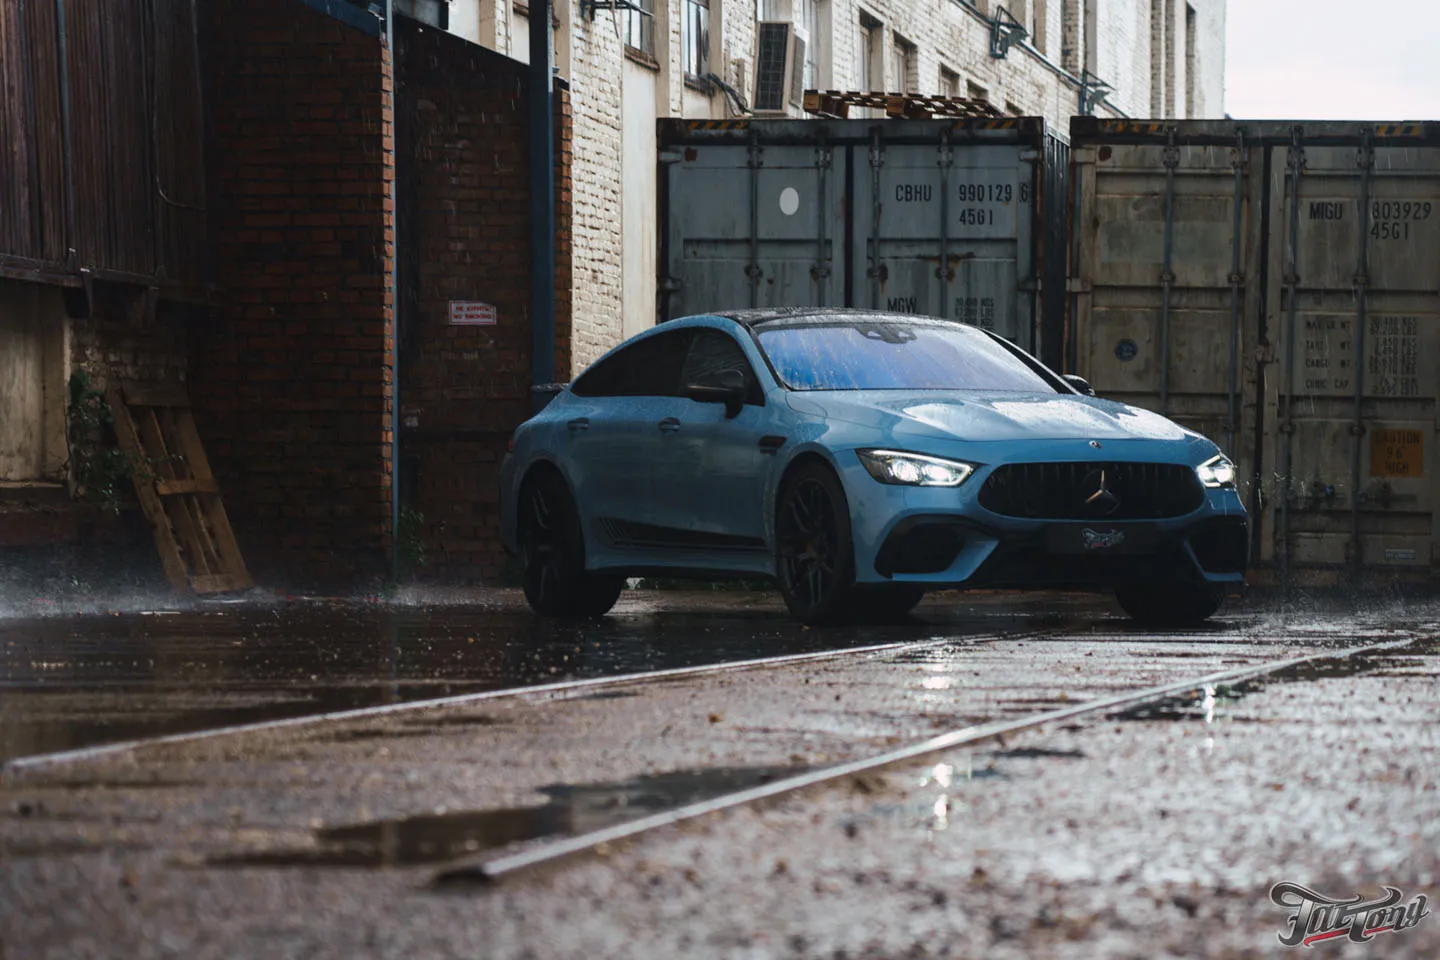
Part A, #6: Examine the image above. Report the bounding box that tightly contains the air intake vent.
[753,21,801,113]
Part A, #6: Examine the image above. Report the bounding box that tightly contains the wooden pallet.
[106,380,252,595]
[802,90,1005,120]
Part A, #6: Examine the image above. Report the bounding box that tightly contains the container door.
[853,133,1035,349]
[1265,132,1440,577]
[663,143,846,319]
[1072,135,1263,528]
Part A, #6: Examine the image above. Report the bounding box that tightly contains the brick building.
[1,0,571,588]
[409,0,1225,372]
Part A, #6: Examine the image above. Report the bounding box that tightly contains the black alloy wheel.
[520,471,623,619]
[1114,581,1223,627]
[775,462,857,624]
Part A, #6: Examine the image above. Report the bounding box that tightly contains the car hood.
[787,390,1198,444]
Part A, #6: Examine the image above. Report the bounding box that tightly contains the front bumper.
[840,456,1248,589]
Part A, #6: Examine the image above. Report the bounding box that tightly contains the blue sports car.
[500,309,1247,625]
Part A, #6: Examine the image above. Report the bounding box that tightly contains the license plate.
[1044,523,1158,555]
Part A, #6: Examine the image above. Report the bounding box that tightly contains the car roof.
[700,308,962,330]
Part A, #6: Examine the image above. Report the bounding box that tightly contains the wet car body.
[500,309,1247,623]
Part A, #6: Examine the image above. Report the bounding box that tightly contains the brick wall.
[194,0,395,588]
[420,0,1226,374]
[566,19,626,370]
[395,18,572,583]
[69,284,191,392]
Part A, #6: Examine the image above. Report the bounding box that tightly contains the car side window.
[680,329,764,405]
[571,329,694,397]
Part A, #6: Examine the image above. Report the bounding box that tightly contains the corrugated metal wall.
[0,0,206,292]
[658,118,1063,361]
[1069,118,1440,582]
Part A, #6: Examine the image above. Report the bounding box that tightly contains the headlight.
[1196,454,1236,488]
[857,449,976,487]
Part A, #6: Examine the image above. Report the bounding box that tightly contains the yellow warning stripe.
[1100,120,1167,135]
[952,118,1019,130]
[1374,123,1423,137]
[686,120,751,131]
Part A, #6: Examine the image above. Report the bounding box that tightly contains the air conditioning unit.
[753,21,806,114]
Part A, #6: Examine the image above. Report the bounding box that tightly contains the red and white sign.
[448,301,497,325]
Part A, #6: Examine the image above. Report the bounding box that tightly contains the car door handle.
[657,417,681,434]
[566,417,589,433]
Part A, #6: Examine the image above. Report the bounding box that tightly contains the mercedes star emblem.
[1083,468,1121,516]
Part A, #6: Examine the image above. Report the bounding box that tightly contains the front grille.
[978,462,1204,520]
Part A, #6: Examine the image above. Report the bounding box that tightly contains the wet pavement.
[2,591,1438,958]
[0,588,1100,763]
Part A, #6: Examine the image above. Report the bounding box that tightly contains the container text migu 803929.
[1070,118,1440,582]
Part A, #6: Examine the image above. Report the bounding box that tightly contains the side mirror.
[685,368,747,418]
[1063,374,1096,397]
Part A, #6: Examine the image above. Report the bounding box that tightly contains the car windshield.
[756,321,1059,392]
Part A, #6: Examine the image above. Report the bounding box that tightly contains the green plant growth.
[65,371,184,513]
[65,371,132,513]
[396,505,428,580]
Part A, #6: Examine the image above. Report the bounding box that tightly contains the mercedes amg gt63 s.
[500,309,1247,625]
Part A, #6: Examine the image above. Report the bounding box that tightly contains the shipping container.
[658,118,1070,368]
[1069,118,1440,583]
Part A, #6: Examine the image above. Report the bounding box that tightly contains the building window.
[683,0,710,78]
[940,65,960,98]
[856,13,880,93]
[1005,99,1023,116]
[1185,3,1197,117]
[800,0,822,90]
[966,79,988,104]
[1060,0,1081,74]
[623,0,655,56]
[890,34,915,94]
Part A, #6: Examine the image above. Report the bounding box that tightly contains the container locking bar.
[1349,130,1374,569]
[1278,127,1307,583]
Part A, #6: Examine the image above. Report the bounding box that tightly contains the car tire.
[519,471,623,619]
[775,461,857,624]
[1114,582,1222,626]
[848,584,927,623]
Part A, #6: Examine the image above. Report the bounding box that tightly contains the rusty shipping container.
[659,118,1071,369]
[1069,118,1440,583]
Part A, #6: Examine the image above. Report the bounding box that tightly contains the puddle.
[989,747,1086,760]
[210,765,803,869]
[1113,652,1426,722]
[2,598,1047,763]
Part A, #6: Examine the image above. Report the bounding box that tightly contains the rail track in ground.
[438,634,1421,883]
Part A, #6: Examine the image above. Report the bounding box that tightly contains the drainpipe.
[53,0,77,269]
[530,0,556,407]
[386,0,401,579]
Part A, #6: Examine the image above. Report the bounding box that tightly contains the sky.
[1226,0,1440,119]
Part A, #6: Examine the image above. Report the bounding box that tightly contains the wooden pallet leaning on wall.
[106,380,252,595]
